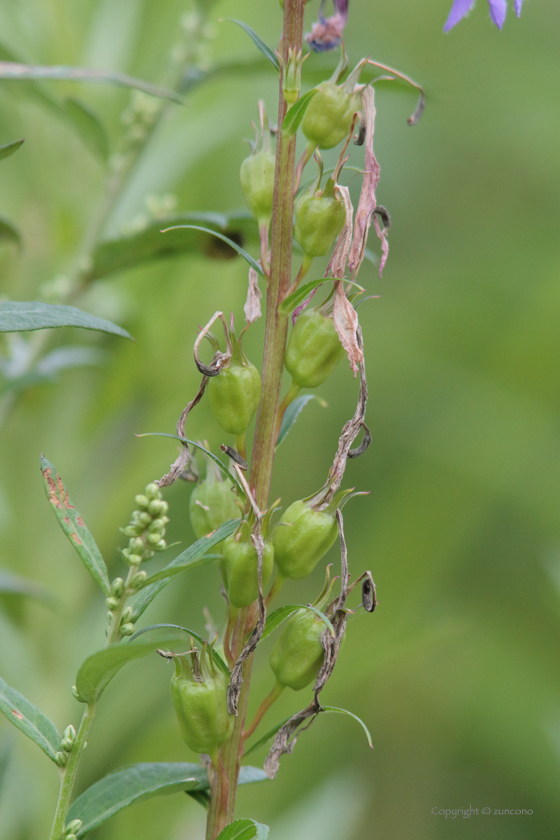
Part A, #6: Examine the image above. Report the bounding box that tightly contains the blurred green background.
[0,0,558,838]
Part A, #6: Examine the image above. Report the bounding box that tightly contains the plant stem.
[205,2,306,837]
[48,702,96,840]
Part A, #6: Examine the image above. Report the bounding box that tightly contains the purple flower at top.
[444,0,523,31]
[306,0,348,52]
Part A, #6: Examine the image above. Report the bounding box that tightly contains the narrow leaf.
[161,225,264,278]
[186,789,210,809]
[0,302,132,338]
[261,605,335,641]
[130,521,240,622]
[0,216,21,249]
[75,633,188,703]
[243,716,292,758]
[322,705,373,748]
[0,139,24,161]
[0,570,55,606]
[278,279,327,317]
[36,346,108,376]
[40,456,110,595]
[128,624,230,677]
[90,212,256,280]
[137,519,239,588]
[0,677,61,762]
[0,61,182,103]
[281,88,318,138]
[137,434,245,496]
[62,98,109,160]
[225,20,279,71]
[217,818,269,840]
[277,395,326,448]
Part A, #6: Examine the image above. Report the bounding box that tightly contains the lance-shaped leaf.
[0,139,24,161]
[332,280,363,376]
[276,394,326,448]
[62,98,109,161]
[217,819,270,840]
[0,677,61,762]
[161,224,264,278]
[66,763,268,836]
[0,570,55,606]
[130,521,239,621]
[282,88,318,138]
[278,279,326,317]
[0,216,21,249]
[75,632,189,703]
[0,61,182,103]
[0,302,132,338]
[41,456,110,595]
[261,605,335,641]
[321,705,373,749]
[90,212,256,280]
[225,20,279,71]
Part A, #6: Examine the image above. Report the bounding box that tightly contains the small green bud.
[294,177,345,259]
[121,606,134,623]
[270,609,325,690]
[65,821,82,835]
[283,47,306,106]
[131,570,147,588]
[147,531,162,546]
[209,337,261,436]
[170,649,234,758]
[134,494,149,509]
[137,511,153,527]
[145,483,161,501]
[302,82,360,151]
[129,537,145,552]
[148,498,168,516]
[285,308,345,389]
[105,596,119,611]
[127,553,143,566]
[61,738,74,752]
[120,623,135,636]
[222,522,274,608]
[123,524,140,537]
[65,835,77,840]
[54,751,67,767]
[111,578,125,598]
[148,518,166,533]
[63,725,76,741]
[271,499,338,580]
[71,685,85,703]
[155,539,167,551]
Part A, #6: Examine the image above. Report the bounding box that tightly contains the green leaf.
[0,61,183,103]
[0,139,24,161]
[186,789,210,809]
[0,215,21,249]
[90,212,256,280]
[136,434,246,496]
[217,818,269,840]
[67,763,268,835]
[36,346,108,376]
[0,677,61,762]
[277,394,326,448]
[0,302,132,338]
[75,632,189,703]
[131,522,241,622]
[224,20,279,71]
[322,705,373,749]
[160,224,264,278]
[282,88,318,138]
[128,624,230,677]
[138,519,240,587]
[261,605,335,641]
[40,456,111,596]
[278,279,326,317]
[0,570,55,606]
[62,98,109,160]
[243,716,292,758]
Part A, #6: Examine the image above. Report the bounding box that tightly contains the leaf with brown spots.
[41,455,110,595]
[0,676,62,762]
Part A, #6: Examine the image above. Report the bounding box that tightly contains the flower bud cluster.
[121,483,169,565]
[63,819,82,840]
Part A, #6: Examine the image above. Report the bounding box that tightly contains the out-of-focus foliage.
[0,1,558,839]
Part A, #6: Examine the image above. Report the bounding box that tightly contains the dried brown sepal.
[193,311,232,377]
[220,444,248,471]
[325,187,353,280]
[332,279,363,375]
[157,376,209,487]
[244,267,262,324]
[227,465,267,715]
[361,572,377,612]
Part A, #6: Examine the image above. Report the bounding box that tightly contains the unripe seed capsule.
[222,522,274,608]
[302,82,360,151]
[285,308,345,389]
[189,471,239,549]
[294,178,345,258]
[272,500,338,580]
[209,340,261,436]
[240,148,275,225]
[269,610,325,690]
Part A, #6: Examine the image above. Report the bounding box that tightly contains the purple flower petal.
[514,0,523,16]
[443,0,476,32]
[488,0,507,28]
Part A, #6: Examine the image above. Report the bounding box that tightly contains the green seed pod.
[209,337,261,436]
[222,521,274,608]
[285,307,345,389]
[272,500,338,580]
[270,610,325,691]
[240,110,275,225]
[189,463,239,548]
[302,82,360,151]
[170,649,234,760]
[294,177,345,258]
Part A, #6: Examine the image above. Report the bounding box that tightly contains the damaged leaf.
[333,280,363,375]
[244,267,262,323]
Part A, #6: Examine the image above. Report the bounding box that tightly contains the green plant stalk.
[205,2,306,837]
